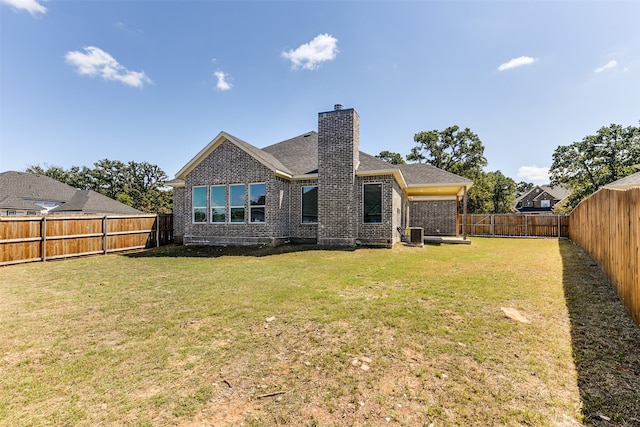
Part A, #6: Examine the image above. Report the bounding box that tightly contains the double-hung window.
[301,185,318,223]
[249,183,266,223]
[193,186,207,223]
[229,184,245,223]
[363,183,382,223]
[210,185,226,223]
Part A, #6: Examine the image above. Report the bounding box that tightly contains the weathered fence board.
[0,214,172,266]
[459,214,569,238]
[569,187,640,326]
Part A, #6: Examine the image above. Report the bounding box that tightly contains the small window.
[523,201,533,207]
[541,199,551,208]
[229,184,245,223]
[27,211,37,215]
[210,185,226,223]
[249,183,266,223]
[301,185,318,223]
[7,210,16,216]
[192,186,207,223]
[363,183,382,223]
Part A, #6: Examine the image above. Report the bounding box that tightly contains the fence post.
[102,216,108,254]
[156,214,160,247]
[41,215,47,262]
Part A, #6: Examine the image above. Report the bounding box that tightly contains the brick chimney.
[317,105,360,246]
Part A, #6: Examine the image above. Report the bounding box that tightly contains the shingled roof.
[0,195,43,211]
[605,171,640,190]
[49,190,142,215]
[0,171,77,203]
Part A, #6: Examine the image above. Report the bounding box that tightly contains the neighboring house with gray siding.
[0,171,143,216]
[168,105,473,247]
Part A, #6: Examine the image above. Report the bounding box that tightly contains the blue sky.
[1,0,639,184]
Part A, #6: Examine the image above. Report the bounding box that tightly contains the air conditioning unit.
[407,227,424,247]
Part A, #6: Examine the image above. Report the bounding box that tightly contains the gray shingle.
[0,171,77,202]
[605,171,640,189]
[49,190,143,215]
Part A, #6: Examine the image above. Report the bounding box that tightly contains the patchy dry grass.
[0,238,638,426]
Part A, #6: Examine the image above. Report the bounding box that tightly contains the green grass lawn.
[1,238,639,426]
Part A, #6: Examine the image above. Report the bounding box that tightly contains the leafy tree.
[489,171,517,213]
[26,159,172,213]
[406,147,425,164]
[465,171,516,214]
[407,125,516,213]
[516,181,534,197]
[376,150,406,165]
[409,125,488,176]
[550,123,640,209]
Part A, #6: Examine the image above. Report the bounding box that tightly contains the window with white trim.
[193,186,208,223]
[363,183,382,223]
[301,185,318,223]
[210,185,226,223]
[249,183,266,223]
[229,184,245,223]
[541,199,551,208]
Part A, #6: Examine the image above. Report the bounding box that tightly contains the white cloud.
[1,0,46,15]
[595,60,617,73]
[64,46,153,88]
[281,33,339,70]
[498,56,537,71]
[214,71,232,91]
[517,166,549,182]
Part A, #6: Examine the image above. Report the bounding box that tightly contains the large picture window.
[193,186,207,223]
[249,183,266,223]
[210,185,226,223]
[229,184,245,223]
[301,185,318,223]
[363,183,382,223]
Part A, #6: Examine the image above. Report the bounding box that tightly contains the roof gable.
[174,131,293,181]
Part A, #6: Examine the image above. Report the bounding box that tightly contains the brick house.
[514,185,569,213]
[168,106,472,247]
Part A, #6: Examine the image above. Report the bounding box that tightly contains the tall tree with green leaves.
[376,150,406,165]
[550,123,640,209]
[409,125,488,177]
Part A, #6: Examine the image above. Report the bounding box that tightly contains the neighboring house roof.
[0,170,77,203]
[0,195,42,211]
[605,171,640,190]
[49,190,143,215]
[0,171,143,215]
[515,184,569,205]
[170,131,473,197]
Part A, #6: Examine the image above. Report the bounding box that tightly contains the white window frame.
[249,183,266,224]
[229,184,245,223]
[192,186,207,223]
[301,185,318,224]
[210,185,226,223]
[540,199,551,208]
[363,182,383,224]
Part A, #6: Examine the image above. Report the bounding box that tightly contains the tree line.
[27,160,172,214]
[378,122,640,214]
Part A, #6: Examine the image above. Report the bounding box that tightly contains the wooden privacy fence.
[459,214,569,238]
[0,214,173,266]
[569,187,640,326]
